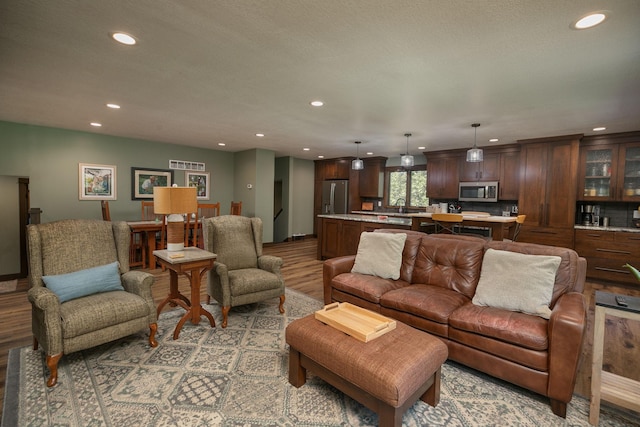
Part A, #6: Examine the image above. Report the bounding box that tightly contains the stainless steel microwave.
[459,181,499,202]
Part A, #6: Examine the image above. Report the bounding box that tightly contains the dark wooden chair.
[230,201,242,215]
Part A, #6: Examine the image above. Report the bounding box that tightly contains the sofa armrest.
[27,286,64,355]
[322,255,356,304]
[258,255,283,276]
[547,291,587,403]
[121,270,157,322]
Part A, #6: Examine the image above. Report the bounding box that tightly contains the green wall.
[0,120,316,245]
[0,120,229,221]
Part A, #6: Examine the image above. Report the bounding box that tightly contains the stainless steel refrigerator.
[322,180,349,214]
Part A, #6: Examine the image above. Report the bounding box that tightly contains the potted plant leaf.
[622,263,640,282]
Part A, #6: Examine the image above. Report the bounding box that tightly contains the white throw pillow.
[472,248,561,319]
[351,232,407,280]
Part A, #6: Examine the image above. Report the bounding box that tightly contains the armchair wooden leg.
[46,353,62,387]
[206,295,211,304]
[33,336,38,350]
[278,294,285,314]
[221,306,230,328]
[149,323,158,347]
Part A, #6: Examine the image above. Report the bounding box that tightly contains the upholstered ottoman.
[286,314,448,427]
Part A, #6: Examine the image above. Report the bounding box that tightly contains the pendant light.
[351,141,364,170]
[466,123,483,162]
[401,133,414,167]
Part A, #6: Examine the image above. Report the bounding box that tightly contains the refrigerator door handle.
[329,182,336,214]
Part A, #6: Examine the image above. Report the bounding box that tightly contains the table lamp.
[153,186,197,252]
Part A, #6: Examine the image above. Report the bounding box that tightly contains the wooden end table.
[154,247,217,339]
[589,291,640,425]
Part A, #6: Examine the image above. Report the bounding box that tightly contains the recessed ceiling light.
[593,127,607,131]
[218,142,226,146]
[366,152,374,155]
[417,147,425,150]
[90,122,102,127]
[256,133,265,137]
[573,12,607,30]
[489,138,499,142]
[310,100,324,107]
[303,148,310,151]
[111,32,136,45]
[318,155,324,159]
[106,103,120,109]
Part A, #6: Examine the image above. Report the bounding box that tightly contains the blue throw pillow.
[42,261,124,303]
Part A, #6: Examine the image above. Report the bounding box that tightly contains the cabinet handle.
[586,233,603,237]
[533,229,557,235]
[594,267,630,274]
[596,248,632,255]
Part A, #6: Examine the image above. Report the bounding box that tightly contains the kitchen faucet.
[395,198,406,213]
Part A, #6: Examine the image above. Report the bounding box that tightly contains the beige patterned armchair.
[203,215,285,328]
[27,219,158,387]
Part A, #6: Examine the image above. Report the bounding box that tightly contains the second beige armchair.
[203,215,285,327]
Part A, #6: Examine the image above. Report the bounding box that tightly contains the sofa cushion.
[43,261,124,303]
[351,232,407,280]
[472,249,561,319]
[332,273,410,304]
[374,229,424,283]
[486,241,583,306]
[411,235,485,299]
[380,284,470,324]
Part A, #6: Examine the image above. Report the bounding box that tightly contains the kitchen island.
[316,213,517,260]
[316,214,412,259]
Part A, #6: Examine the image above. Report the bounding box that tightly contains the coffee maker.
[580,204,599,225]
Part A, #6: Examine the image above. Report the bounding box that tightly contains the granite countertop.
[574,225,640,233]
[317,213,412,226]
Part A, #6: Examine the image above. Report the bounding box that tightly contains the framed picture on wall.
[79,163,117,200]
[131,167,174,200]
[185,172,210,200]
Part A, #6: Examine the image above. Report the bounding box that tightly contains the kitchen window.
[385,166,428,208]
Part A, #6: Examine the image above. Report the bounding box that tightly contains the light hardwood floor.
[1,237,638,421]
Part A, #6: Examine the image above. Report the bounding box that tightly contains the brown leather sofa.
[323,230,587,418]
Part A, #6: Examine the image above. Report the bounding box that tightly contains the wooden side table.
[154,247,217,339]
[589,291,640,425]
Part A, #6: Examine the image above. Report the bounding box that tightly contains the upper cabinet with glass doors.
[578,132,640,201]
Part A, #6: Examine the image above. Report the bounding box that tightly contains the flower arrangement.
[622,264,640,282]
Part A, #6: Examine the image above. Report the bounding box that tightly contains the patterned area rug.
[2,288,637,426]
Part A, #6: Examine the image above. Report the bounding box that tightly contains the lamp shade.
[153,187,198,251]
[153,187,198,214]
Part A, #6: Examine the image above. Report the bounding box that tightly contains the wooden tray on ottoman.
[314,302,396,342]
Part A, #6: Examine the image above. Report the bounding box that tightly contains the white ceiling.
[1,1,639,161]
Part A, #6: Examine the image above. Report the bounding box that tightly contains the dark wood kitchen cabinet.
[426,151,459,199]
[517,134,581,248]
[578,132,640,202]
[458,152,500,182]
[359,157,387,198]
[322,158,351,180]
[498,149,520,200]
[575,229,640,285]
[319,218,363,259]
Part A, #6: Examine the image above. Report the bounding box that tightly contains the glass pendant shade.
[352,141,364,170]
[402,133,414,167]
[466,147,483,162]
[400,154,414,167]
[466,123,483,162]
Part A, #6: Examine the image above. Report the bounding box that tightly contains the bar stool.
[431,213,463,234]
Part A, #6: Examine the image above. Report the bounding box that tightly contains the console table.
[154,247,217,339]
[589,291,640,425]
